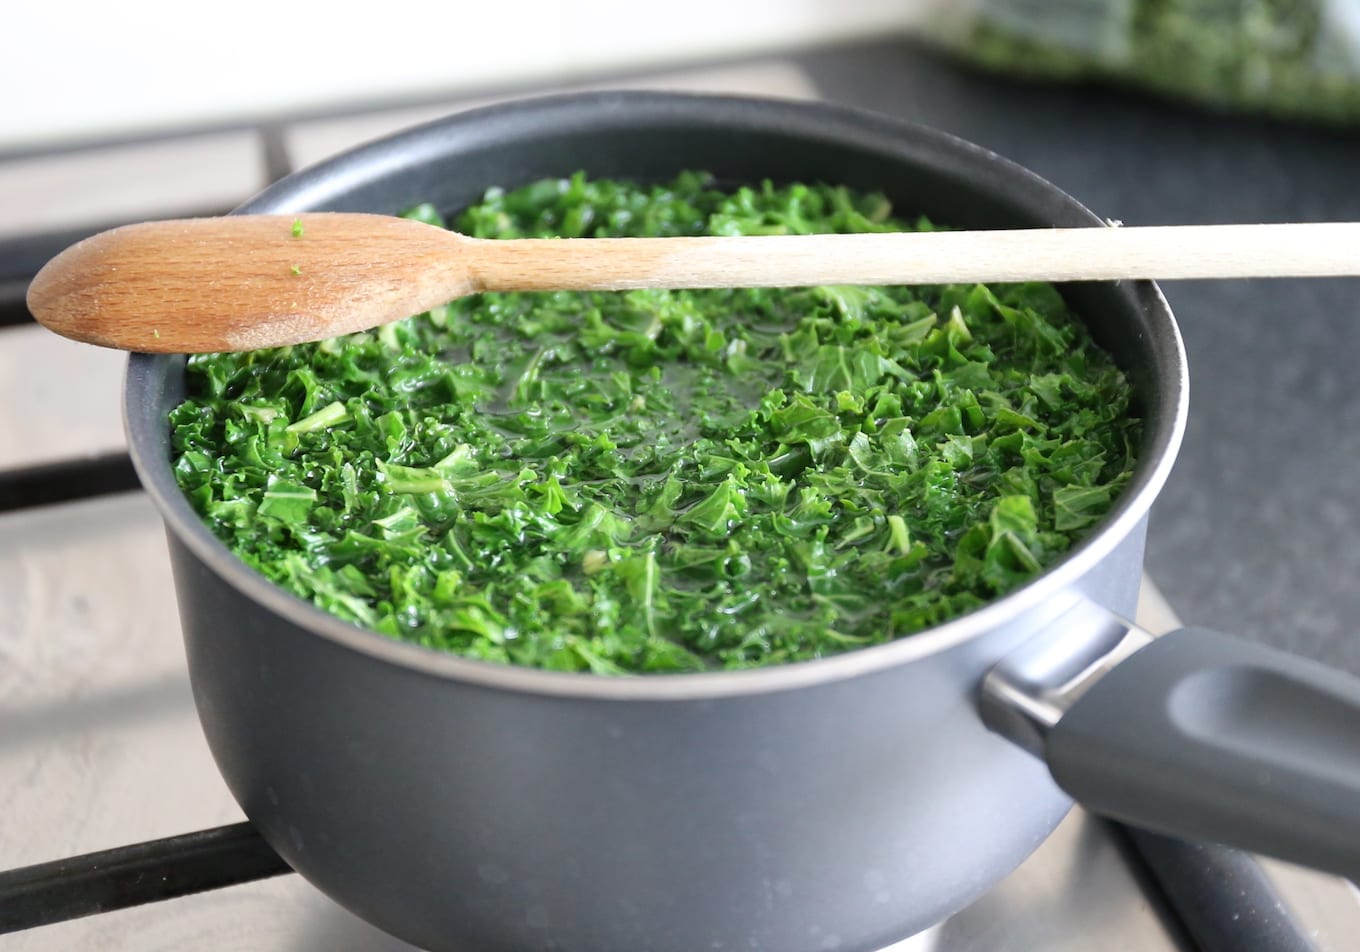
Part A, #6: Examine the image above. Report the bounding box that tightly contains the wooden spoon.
[26,214,1360,353]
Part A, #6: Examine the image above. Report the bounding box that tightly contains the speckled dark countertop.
[796,38,1360,676]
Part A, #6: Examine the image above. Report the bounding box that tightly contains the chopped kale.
[170,172,1140,673]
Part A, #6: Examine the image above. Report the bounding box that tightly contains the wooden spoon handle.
[27,214,1360,354]
[467,222,1360,291]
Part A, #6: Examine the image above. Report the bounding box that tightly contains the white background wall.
[3,0,921,149]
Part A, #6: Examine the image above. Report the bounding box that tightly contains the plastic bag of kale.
[911,0,1360,128]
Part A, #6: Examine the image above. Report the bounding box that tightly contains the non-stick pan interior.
[127,91,1186,674]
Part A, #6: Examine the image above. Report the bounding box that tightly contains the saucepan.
[123,92,1360,952]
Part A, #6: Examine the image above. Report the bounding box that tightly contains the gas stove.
[2,56,1357,952]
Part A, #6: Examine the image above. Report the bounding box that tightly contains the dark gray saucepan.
[123,92,1360,952]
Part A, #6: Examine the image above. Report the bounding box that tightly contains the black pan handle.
[1118,827,1319,952]
[1043,625,1360,879]
[982,605,1360,880]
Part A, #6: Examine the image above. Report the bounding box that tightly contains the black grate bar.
[0,228,102,286]
[0,453,142,512]
[1,226,113,331]
[0,279,32,327]
[260,121,294,185]
[0,208,235,331]
[1118,826,1318,952]
[0,823,292,933]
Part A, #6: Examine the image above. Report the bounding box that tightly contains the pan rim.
[125,89,1188,700]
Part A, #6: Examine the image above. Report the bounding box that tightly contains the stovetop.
[2,50,1358,952]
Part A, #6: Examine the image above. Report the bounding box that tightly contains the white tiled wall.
[283,61,821,170]
[0,131,264,237]
[3,0,917,150]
